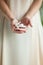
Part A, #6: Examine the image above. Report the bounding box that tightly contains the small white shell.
[18,23,26,28]
[12,19,26,29]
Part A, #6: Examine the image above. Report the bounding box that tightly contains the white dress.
[0,0,43,65]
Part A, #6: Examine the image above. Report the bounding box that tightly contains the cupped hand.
[10,19,26,34]
[20,17,32,27]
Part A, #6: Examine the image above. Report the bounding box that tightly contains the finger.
[13,29,26,34]
[11,24,26,33]
[14,28,26,33]
[11,24,17,32]
[11,24,14,31]
[29,22,32,27]
[12,26,26,33]
[13,25,26,32]
[27,20,32,27]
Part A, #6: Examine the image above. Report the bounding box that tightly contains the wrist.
[11,18,18,25]
[25,14,31,20]
[10,17,14,22]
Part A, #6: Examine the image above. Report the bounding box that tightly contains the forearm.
[25,0,42,19]
[0,0,14,21]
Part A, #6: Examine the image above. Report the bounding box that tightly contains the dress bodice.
[9,0,33,19]
[5,0,33,19]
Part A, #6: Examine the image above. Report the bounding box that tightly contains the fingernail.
[24,31,26,33]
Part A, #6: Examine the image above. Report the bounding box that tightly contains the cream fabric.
[0,0,43,65]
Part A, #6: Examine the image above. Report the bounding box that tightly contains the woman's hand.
[20,17,32,27]
[10,19,26,34]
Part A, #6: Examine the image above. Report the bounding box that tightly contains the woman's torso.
[5,0,33,20]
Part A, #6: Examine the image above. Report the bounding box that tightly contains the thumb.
[29,22,32,27]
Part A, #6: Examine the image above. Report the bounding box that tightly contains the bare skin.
[21,0,42,26]
[0,0,42,34]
